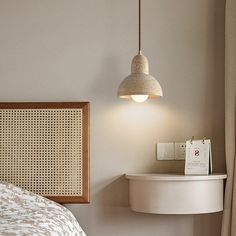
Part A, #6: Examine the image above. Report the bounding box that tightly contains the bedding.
[0,182,86,236]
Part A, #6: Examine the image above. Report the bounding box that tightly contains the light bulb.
[131,95,149,102]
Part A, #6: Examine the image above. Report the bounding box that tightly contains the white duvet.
[0,182,86,236]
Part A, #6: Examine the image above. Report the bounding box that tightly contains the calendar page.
[184,139,212,175]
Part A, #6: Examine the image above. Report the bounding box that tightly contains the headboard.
[0,102,89,203]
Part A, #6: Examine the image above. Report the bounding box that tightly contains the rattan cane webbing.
[0,108,85,199]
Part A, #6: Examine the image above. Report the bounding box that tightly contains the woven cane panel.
[0,109,83,197]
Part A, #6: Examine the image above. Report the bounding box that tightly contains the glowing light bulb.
[131,95,149,102]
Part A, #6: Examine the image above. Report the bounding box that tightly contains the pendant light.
[118,0,163,102]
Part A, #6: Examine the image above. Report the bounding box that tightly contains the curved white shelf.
[126,173,227,215]
[126,173,227,181]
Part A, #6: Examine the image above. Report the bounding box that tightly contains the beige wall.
[0,0,225,235]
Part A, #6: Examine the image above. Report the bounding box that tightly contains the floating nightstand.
[126,174,227,214]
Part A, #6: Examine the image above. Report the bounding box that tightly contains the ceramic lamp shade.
[118,53,163,99]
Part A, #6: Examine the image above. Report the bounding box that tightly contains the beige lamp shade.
[118,53,163,100]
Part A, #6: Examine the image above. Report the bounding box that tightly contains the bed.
[0,102,89,235]
[0,182,86,236]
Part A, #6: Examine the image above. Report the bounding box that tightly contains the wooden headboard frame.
[0,102,89,204]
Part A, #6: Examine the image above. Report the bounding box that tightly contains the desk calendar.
[185,137,212,175]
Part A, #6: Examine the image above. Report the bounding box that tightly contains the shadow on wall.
[94,175,129,208]
[193,212,223,236]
